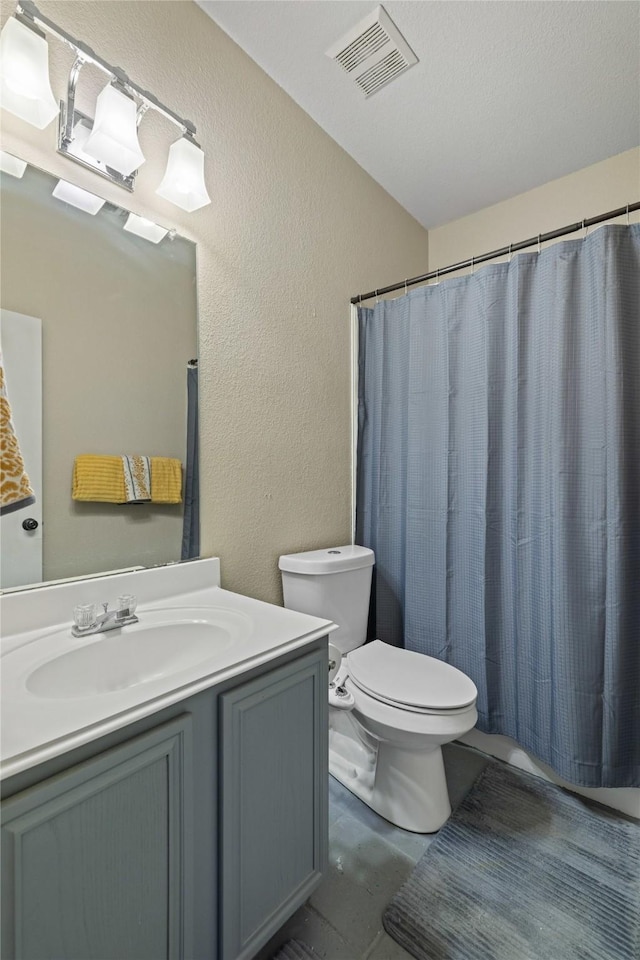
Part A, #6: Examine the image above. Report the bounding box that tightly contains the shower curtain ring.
[405,279,408,296]
[508,243,513,263]
[375,289,379,304]
[538,234,542,254]
[471,255,475,275]
[627,204,630,226]
[582,219,588,241]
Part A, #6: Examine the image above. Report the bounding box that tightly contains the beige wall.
[429,148,639,273]
[0,0,429,602]
[1,165,197,581]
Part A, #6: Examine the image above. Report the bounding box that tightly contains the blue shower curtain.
[356,224,640,788]
[181,362,199,561]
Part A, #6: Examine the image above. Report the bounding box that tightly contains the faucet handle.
[117,594,137,618]
[73,603,97,630]
[102,602,109,616]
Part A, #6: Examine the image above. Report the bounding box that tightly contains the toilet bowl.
[279,545,478,833]
[331,640,477,832]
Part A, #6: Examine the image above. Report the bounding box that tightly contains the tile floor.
[257,742,490,960]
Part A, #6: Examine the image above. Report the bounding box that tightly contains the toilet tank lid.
[279,545,374,575]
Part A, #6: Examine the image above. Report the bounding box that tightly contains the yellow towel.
[0,361,36,515]
[72,455,126,503]
[151,457,182,503]
[72,455,182,504]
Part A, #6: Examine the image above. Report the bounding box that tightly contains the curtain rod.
[351,201,640,305]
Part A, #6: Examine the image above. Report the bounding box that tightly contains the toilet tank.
[279,545,374,655]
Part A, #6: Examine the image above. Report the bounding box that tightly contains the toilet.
[278,545,478,833]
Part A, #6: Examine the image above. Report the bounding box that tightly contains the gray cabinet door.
[1,715,193,960]
[219,648,328,960]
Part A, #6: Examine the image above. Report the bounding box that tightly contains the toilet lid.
[346,640,477,710]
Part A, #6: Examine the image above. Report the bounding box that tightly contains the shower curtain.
[181,362,199,560]
[356,224,640,788]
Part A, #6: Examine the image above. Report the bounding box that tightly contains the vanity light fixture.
[0,1,211,210]
[84,82,145,177]
[0,150,28,178]
[52,179,106,215]
[123,213,168,244]
[64,119,108,173]
[0,14,58,129]
[156,135,211,213]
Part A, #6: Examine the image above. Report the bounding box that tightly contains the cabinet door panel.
[1,716,192,960]
[220,649,328,960]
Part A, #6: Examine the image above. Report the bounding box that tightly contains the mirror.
[0,160,198,590]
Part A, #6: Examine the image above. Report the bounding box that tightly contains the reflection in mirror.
[0,160,198,590]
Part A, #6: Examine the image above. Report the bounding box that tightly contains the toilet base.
[329,711,452,833]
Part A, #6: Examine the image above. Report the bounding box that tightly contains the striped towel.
[151,457,182,503]
[72,455,127,503]
[72,455,183,504]
[0,359,36,515]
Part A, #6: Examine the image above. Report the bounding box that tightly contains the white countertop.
[1,559,335,780]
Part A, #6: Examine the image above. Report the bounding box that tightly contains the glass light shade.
[156,137,211,212]
[84,83,145,176]
[52,179,105,215]
[123,213,168,244]
[67,120,108,172]
[0,151,27,178]
[0,17,59,129]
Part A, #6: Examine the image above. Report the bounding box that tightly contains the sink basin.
[24,608,253,699]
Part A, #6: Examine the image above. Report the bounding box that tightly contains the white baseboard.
[460,729,639,820]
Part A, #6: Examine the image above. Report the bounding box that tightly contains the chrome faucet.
[71,596,139,637]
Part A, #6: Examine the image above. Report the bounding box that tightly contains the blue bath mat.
[383,761,640,960]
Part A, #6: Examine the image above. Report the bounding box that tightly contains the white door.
[1,310,43,588]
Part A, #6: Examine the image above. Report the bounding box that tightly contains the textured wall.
[0,0,429,602]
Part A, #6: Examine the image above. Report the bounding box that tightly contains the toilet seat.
[346,640,477,713]
[343,676,478,741]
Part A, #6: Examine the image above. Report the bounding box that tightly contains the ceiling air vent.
[326,5,418,98]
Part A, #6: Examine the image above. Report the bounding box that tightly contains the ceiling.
[197,1,640,230]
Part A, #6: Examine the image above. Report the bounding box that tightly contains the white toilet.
[279,545,478,833]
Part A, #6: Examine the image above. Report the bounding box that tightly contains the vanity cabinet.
[220,652,327,960]
[1,717,193,960]
[1,642,328,960]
